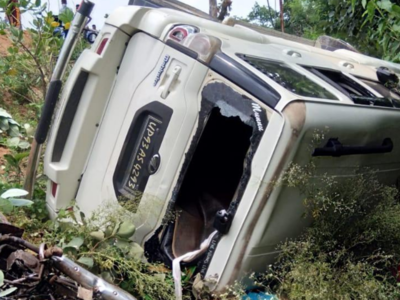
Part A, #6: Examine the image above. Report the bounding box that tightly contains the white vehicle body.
[44,6,400,290]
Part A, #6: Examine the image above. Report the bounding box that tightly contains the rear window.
[237,54,338,100]
[304,67,400,108]
[304,67,375,98]
[360,78,400,100]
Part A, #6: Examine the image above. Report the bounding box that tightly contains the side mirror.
[377,66,399,88]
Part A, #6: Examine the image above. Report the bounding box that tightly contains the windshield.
[237,54,338,100]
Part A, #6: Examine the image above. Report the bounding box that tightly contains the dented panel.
[145,81,268,275]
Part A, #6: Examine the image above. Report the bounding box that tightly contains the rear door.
[75,32,208,243]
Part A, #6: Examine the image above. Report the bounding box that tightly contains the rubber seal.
[35,80,63,144]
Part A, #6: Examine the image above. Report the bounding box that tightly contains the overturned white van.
[43,6,400,291]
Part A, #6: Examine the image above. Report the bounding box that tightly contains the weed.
[257,164,400,300]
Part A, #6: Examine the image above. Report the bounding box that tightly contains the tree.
[246,0,330,38]
[247,2,279,28]
[209,0,232,21]
[360,0,400,61]
[245,0,396,60]
[209,0,218,18]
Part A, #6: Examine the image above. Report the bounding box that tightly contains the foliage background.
[1,0,400,299]
[245,0,400,62]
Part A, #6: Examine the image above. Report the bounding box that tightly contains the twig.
[16,41,47,99]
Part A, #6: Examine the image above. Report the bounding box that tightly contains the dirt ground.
[0,147,10,174]
[0,31,32,56]
[0,31,32,170]
[0,35,10,56]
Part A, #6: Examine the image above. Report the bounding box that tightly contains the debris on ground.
[0,220,137,300]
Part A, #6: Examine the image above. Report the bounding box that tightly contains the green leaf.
[3,155,17,168]
[0,109,12,119]
[362,0,367,8]
[35,0,41,7]
[8,199,34,207]
[392,4,400,16]
[154,273,166,282]
[377,0,392,11]
[0,119,9,131]
[90,231,105,241]
[65,237,84,250]
[9,26,20,39]
[366,1,376,21]
[58,7,74,24]
[105,225,113,237]
[0,198,14,214]
[111,221,121,237]
[115,239,131,253]
[116,221,136,239]
[8,119,20,126]
[1,188,28,199]
[77,256,94,268]
[80,211,86,225]
[182,266,196,283]
[7,137,20,147]
[18,140,31,150]
[8,125,20,137]
[62,246,78,257]
[13,152,29,162]
[393,24,400,32]
[0,287,17,297]
[127,242,144,260]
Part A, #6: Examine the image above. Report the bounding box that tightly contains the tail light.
[96,38,109,55]
[165,25,221,64]
[182,33,221,63]
[51,181,58,197]
[167,25,197,42]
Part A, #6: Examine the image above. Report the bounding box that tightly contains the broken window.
[305,67,399,108]
[172,107,253,257]
[237,54,338,100]
[145,82,267,271]
[304,67,375,97]
[359,78,400,107]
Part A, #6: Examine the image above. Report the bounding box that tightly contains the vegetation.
[0,0,400,299]
[266,164,400,299]
[209,0,233,21]
[245,0,400,61]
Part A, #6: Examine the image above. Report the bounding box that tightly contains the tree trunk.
[266,0,275,28]
[217,0,232,21]
[279,0,284,33]
[209,0,218,18]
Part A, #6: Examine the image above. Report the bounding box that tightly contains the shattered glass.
[238,54,338,100]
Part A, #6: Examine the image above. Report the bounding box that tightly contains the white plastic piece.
[1,189,28,199]
[173,231,217,300]
[161,66,182,99]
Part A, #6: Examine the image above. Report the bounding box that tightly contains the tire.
[86,32,98,44]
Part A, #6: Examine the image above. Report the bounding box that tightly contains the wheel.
[86,32,98,44]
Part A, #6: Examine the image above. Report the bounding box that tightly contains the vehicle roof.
[106,6,400,111]
[106,5,400,77]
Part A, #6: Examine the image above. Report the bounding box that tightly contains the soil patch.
[0,31,32,57]
[0,147,11,174]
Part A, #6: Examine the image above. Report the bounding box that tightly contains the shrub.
[259,164,400,300]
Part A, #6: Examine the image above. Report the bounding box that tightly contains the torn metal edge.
[144,82,268,279]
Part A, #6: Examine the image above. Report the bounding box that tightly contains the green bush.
[259,164,400,300]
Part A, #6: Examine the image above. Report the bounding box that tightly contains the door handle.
[313,138,393,157]
[161,66,181,99]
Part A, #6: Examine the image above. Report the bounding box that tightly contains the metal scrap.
[0,223,137,300]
